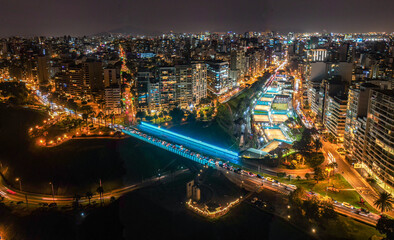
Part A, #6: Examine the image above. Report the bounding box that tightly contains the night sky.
[0,0,393,36]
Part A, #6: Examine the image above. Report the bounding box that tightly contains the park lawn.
[295,134,302,141]
[282,149,296,158]
[278,175,377,213]
[271,103,288,110]
[278,164,310,170]
[320,215,384,240]
[287,127,302,141]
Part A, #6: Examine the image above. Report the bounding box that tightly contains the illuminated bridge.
[137,122,240,163]
[121,127,216,166]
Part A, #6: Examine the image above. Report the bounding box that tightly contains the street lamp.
[15,178,22,191]
[49,182,55,202]
[16,178,28,206]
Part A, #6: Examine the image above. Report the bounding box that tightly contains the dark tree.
[169,108,184,124]
[293,129,313,155]
[376,216,394,240]
[302,199,320,222]
[289,186,305,205]
[314,166,325,182]
[314,139,323,152]
[320,201,337,220]
[135,111,146,119]
[374,192,394,214]
[187,111,197,123]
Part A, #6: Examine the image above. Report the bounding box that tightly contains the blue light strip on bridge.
[139,122,239,160]
[122,129,216,167]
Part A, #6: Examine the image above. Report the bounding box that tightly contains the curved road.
[0,169,188,207]
[220,167,380,226]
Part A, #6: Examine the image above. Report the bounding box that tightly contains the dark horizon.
[1,0,394,37]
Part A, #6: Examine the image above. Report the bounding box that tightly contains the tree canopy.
[169,108,184,124]
[374,192,394,213]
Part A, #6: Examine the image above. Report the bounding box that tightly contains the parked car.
[342,202,354,209]
[361,208,369,214]
[266,177,274,182]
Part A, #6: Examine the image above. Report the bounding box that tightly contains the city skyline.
[0,0,394,37]
[0,1,394,238]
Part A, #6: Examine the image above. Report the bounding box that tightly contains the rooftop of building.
[360,82,380,88]
[372,89,394,97]
[206,60,229,64]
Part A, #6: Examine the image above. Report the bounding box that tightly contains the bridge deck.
[122,128,217,166]
[137,122,240,163]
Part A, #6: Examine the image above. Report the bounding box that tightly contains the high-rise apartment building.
[191,63,207,105]
[176,63,207,108]
[83,61,104,97]
[351,117,368,165]
[363,89,394,194]
[176,65,194,109]
[230,50,246,76]
[136,63,207,113]
[159,67,177,111]
[136,71,152,113]
[324,94,348,142]
[104,68,121,87]
[68,65,85,97]
[308,49,328,62]
[326,62,353,84]
[309,62,327,82]
[344,83,379,152]
[37,56,49,85]
[207,60,230,95]
[104,86,122,114]
[54,61,104,100]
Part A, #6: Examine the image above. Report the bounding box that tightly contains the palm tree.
[104,114,108,127]
[108,113,115,126]
[374,192,394,214]
[73,194,81,209]
[86,191,93,205]
[96,111,104,128]
[314,139,323,152]
[81,105,93,130]
[89,111,95,128]
[153,114,158,124]
[82,113,89,129]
